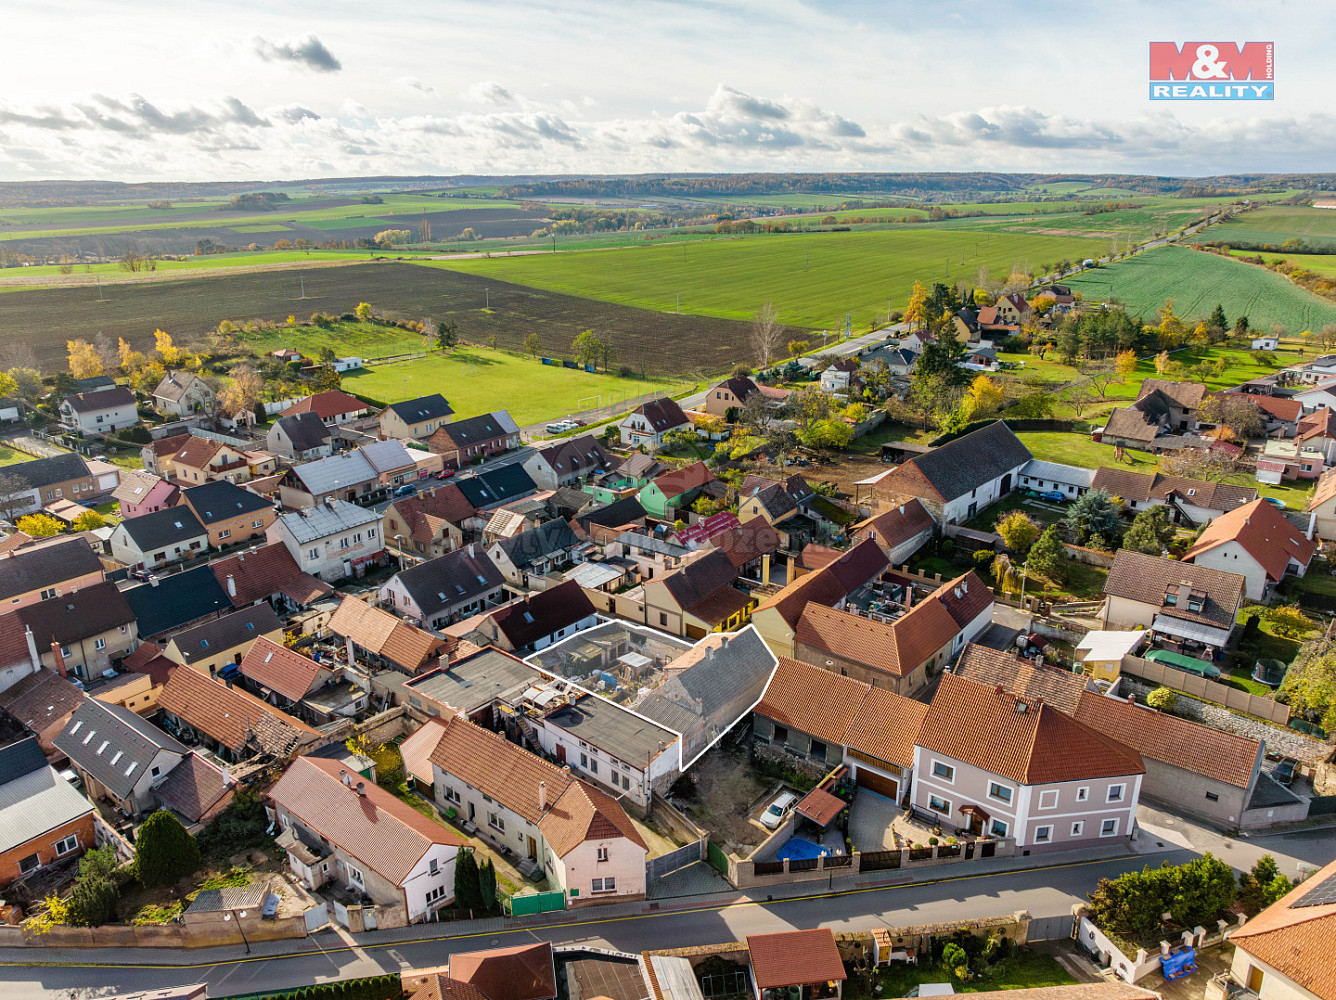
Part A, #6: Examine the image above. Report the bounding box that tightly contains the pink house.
[1256,438,1326,485]
[113,470,180,520]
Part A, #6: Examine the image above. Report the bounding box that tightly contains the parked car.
[393,484,417,498]
[435,469,455,480]
[1039,490,1068,503]
[546,420,577,434]
[1273,757,1298,785]
[759,791,798,829]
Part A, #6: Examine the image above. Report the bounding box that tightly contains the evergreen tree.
[66,877,119,926]
[1122,506,1172,555]
[134,810,201,887]
[453,848,482,912]
[477,857,497,913]
[1208,303,1228,332]
[1028,525,1068,585]
[1234,314,1250,336]
[1062,489,1123,546]
[1239,855,1293,915]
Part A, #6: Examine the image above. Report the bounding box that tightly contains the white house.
[617,398,691,452]
[266,499,385,582]
[429,716,648,905]
[1251,336,1279,350]
[152,371,215,417]
[108,506,209,570]
[268,756,466,924]
[59,387,138,436]
[379,545,507,629]
[1017,459,1094,498]
[1184,498,1317,601]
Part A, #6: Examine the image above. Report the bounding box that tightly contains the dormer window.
[1163,590,1178,606]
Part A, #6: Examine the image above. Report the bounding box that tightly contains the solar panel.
[1293,871,1336,908]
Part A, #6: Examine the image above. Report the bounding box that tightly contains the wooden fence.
[1120,654,1290,724]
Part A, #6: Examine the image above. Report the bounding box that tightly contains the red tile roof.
[120,641,177,688]
[747,929,846,989]
[953,644,1090,715]
[1228,855,1336,1000]
[795,786,845,827]
[210,542,333,608]
[328,596,445,672]
[280,390,368,422]
[238,636,329,704]
[851,498,935,553]
[539,779,648,858]
[448,942,557,1000]
[159,667,319,754]
[650,461,715,500]
[1185,498,1317,584]
[754,539,888,627]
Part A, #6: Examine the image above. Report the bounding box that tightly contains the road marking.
[0,850,1159,972]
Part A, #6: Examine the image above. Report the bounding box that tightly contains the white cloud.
[462,82,517,107]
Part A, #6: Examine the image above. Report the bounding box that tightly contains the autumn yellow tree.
[117,337,148,374]
[154,329,185,366]
[1154,350,1170,375]
[1115,349,1138,377]
[66,340,104,379]
[218,364,263,417]
[905,281,930,331]
[962,374,1004,420]
[0,371,17,400]
[17,514,64,537]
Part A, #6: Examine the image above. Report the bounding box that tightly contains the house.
[475,581,598,653]
[818,359,859,394]
[912,673,1144,848]
[1090,467,1258,525]
[379,546,507,629]
[269,756,467,923]
[1256,437,1328,484]
[1102,549,1247,657]
[954,643,1096,714]
[862,346,918,376]
[849,498,935,564]
[618,398,691,451]
[899,330,934,353]
[0,668,85,758]
[642,549,753,639]
[455,463,539,512]
[59,387,138,435]
[0,732,96,889]
[487,520,585,588]
[1240,393,1304,438]
[279,390,370,426]
[161,603,284,677]
[577,495,649,539]
[360,439,420,489]
[0,535,105,611]
[141,433,191,478]
[270,349,305,364]
[701,376,791,419]
[54,697,188,817]
[152,371,215,417]
[7,453,96,514]
[265,413,333,462]
[236,636,334,712]
[108,506,208,570]
[1184,498,1317,600]
[751,539,890,658]
[1072,690,1274,828]
[209,541,332,612]
[379,394,455,441]
[870,421,1031,524]
[179,480,276,550]
[328,596,446,675]
[1309,467,1336,541]
[793,571,993,697]
[1251,335,1280,350]
[1017,460,1094,499]
[994,292,1032,325]
[278,450,378,508]
[267,499,385,582]
[952,307,980,341]
[1223,855,1336,1000]
[1100,380,1207,451]
[383,485,477,562]
[427,410,521,469]
[523,436,612,490]
[158,666,319,762]
[706,517,783,581]
[122,566,233,639]
[754,656,927,801]
[402,647,542,721]
[14,583,136,683]
[113,469,179,520]
[170,436,253,486]
[428,716,648,905]
[738,482,799,530]
[747,929,847,1000]
[638,461,718,518]
[153,751,235,831]
[1297,408,1336,464]
[403,941,558,1000]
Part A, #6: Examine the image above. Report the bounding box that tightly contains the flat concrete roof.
[542,693,676,767]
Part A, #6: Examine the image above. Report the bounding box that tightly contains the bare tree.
[1157,447,1244,483]
[750,302,784,369]
[0,472,32,524]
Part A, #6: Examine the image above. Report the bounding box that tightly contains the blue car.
[1039,490,1068,503]
[393,484,417,498]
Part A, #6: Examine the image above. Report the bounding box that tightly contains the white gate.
[304,902,329,933]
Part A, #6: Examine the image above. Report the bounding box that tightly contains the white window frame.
[596,846,609,862]
[988,781,1013,805]
[94,638,106,651]
[927,794,951,815]
[989,818,1009,838]
[53,834,79,856]
[488,812,505,833]
[347,863,365,887]
[591,877,616,893]
[1034,825,1053,844]
[1038,789,1059,810]
[1107,783,1125,803]
[931,760,955,783]
[1100,818,1120,838]
[443,785,460,804]
[1076,786,1089,802]
[1071,821,1085,837]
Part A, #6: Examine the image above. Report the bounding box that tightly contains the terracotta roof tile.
[159,667,319,754]
[429,716,574,824]
[844,686,927,769]
[851,498,936,552]
[211,542,333,608]
[953,644,1091,715]
[1312,467,1336,512]
[707,517,781,568]
[448,942,557,1000]
[280,390,368,422]
[539,779,648,858]
[328,596,445,672]
[1103,549,1245,629]
[238,636,329,704]
[754,539,888,627]
[1090,468,1257,511]
[650,461,715,500]
[1185,498,1317,584]
[746,929,846,989]
[1229,855,1336,1000]
[399,716,449,786]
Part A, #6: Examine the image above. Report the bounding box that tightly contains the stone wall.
[0,913,306,949]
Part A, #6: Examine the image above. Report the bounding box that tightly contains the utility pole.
[485,288,489,309]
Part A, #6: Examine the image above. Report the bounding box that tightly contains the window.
[488,812,505,833]
[932,761,955,782]
[426,885,447,904]
[308,548,319,560]
[429,858,439,875]
[1071,821,1085,837]
[150,766,161,778]
[1164,591,1178,606]
[18,854,40,875]
[989,819,1009,838]
[597,847,609,862]
[368,528,376,538]
[94,638,106,651]
[591,877,616,893]
[60,645,71,658]
[53,834,79,856]
[580,753,588,768]
[658,613,668,626]
[1205,792,1220,802]
[1076,786,1089,802]
[772,724,788,745]
[928,794,951,815]
[1101,819,1119,837]
[443,786,460,804]
[347,864,365,886]
[988,782,1013,804]
[253,520,264,528]
[218,529,231,540]
[589,759,598,774]
[1187,598,1203,612]
[1038,789,1058,810]
[1107,784,1125,803]
[1034,826,1052,844]
[40,588,56,601]
[809,740,827,760]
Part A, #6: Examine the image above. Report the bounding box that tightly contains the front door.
[468,802,476,822]
[1001,473,1012,494]
[555,744,566,764]
[1248,967,1264,993]
[527,836,538,861]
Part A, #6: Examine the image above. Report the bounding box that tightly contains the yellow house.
[1074,630,1145,683]
[162,604,284,677]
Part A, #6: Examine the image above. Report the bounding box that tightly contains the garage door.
[856,767,898,800]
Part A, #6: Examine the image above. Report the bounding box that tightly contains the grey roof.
[123,565,233,637]
[543,693,676,766]
[749,483,798,519]
[181,480,273,524]
[63,387,135,413]
[0,536,104,602]
[433,411,513,448]
[1020,459,1096,488]
[494,411,520,436]
[385,393,453,424]
[455,463,537,509]
[185,881,272,914]
[289,451,376,495]
[359,439,416,473]
[167,603,282,664]
[54,698,187,798]
[272,413,330,454]
[547,487,596,519]
[274,499,381,544]
[16,582,135,645]
[395,546,505,617]
[404,648,542,715]
[153,371,206,404]
[496,520,581,568]
[113,506,207,551]
[153,751,231,824]
[897,421,1032,502]
[533,435,611,476]
[10,453,92,490]
[72,376,116,394]
[0,744,95,856]
[578,496,648,531]
[615,531,688,558]
[0,733,48,781]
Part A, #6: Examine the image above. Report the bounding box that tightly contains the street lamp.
[224,908,251,954]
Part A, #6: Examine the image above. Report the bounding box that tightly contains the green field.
[339,347,684,424]
[1190,206,1336,249]
[428,228,1106,329]
[1065,246,1336,331]
[238,319,425,358]
[1227,250,1336,276]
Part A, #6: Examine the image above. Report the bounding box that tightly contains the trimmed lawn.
[1013,431,1156,471]
[847,950,1076,998]
[0,443,35,467]
[1000,347,1287,404]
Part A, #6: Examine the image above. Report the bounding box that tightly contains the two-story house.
[179,480,277,550]
[171,436,253,485]
[112,469,180,520]
[1183,498,1317,601]
[383,485,477,562]
[523,436,612,490]
[15,583,136,683]
[54,697,187,817]
[911,673,1144,849]
[637,461,718,519]
[429,716,647,905]
[701,376,790,419]
[993,292,1032,325]
[849,499,936,565]
[360,439,419,490]
[427,410,522,469]
[486,520,585,588]
[266,500,385,582]
[0,535,105,612]
[618,398,691,451]
[642,549,753,639]
[278,450,380,509]
[279,390,370,427]
[265,412,333,462]
[379,545,506,629]
[161,602,283,677]
[1100,380,1208,451]
[8,453,97,514]
[379,394,455,441]
[59,387,138,436]
[140,433,191,478]
[474,580,599,654]
[0,733,96,890]
[269,756,468,924]
[152,371,215,417]
[1102,549,1247,658]
[109,506,208,570]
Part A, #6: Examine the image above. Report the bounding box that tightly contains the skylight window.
[125,762,137,776]
[110,752,122,766]
[83,730,96,745]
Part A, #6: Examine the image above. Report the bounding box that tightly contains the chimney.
[995,684,1004,694]
[221,764,234,787]
[356,781,366,796]
[340,769,351,787]
[24,625,39,672]
[1127,694,1136,705]
[468,543,475,558]
[51,641,67,678]
[539,780,547,811]
[226,575,237,598]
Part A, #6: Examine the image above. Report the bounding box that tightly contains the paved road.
[6,821,1334,1000]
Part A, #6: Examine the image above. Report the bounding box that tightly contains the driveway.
[847,790,898,851]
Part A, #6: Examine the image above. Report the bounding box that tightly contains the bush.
[119,424,152,444]
[66,877,119,927]
[196,789,271,859]
[135,811,201,887]
[1088,854,1235,941]
[1146,687,1179,714]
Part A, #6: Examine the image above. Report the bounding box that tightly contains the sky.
[1,0,1333,183]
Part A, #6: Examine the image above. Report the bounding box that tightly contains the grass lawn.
[342,347,684,424]
[847,949,1076,998]
[966,492,1070,532]
[0,443,35,467]
[1012,431,1157,472]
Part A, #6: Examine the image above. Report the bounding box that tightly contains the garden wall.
[1120,655,1291,725]
[0,913,306,949]
[1063,543,1116,568]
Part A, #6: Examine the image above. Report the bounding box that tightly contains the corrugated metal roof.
[0,763,94,855]
[291,451,376,495]
[275,499,381,543]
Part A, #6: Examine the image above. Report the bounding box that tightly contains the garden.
[843,933,1076,999]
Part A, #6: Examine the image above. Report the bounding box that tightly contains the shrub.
[1146,687,1179,714]
[135,811,201,887]
[66,877,119,927]
[119,424,152,444]
[454,848,482,912]
[196,789,270,859]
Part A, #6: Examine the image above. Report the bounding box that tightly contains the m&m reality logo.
[1149,42,1273,100]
